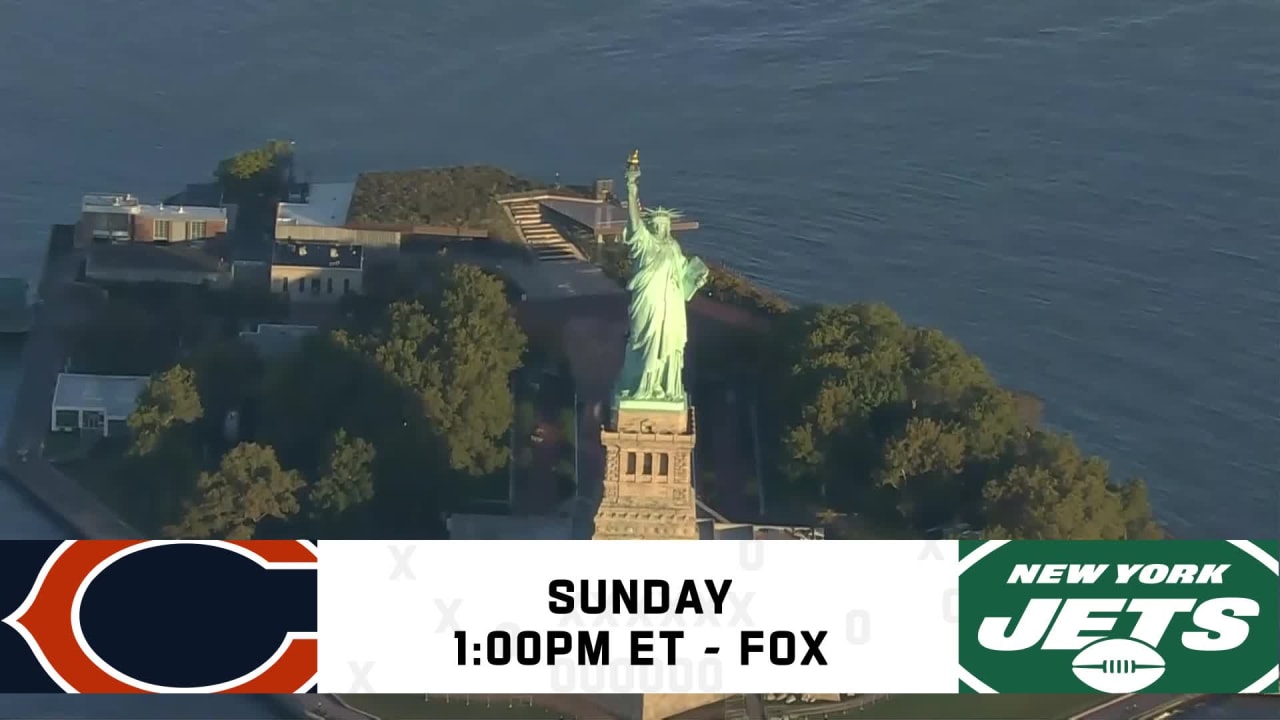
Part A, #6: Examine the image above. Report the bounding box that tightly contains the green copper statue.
[615,150,709,405]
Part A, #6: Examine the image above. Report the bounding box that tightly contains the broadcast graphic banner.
[319,540,959,694]
[0,539,1273,695]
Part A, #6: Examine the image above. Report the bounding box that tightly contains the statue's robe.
[619,224,703,401]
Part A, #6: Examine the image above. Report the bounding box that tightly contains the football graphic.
[1071,638,1166,693]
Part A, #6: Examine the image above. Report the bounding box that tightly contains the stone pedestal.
[592,399,698,540]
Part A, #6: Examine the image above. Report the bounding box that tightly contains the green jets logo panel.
[959,540,1279,694]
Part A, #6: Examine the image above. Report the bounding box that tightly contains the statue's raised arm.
[623,157,653,257]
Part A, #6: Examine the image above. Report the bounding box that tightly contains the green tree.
[257,332,442,535]
[309,429,376,518]
[763,301,1162,539]
[167,443,303,539]
[215,139,293,182]
[112,436,201,533]
[362,265,526,476]
[982,432,1123,539]
[769,303,914,504]
[979,431,1163,540]
[1118,479,1164,539]
[127,366,203,456]
[213,139,293,203]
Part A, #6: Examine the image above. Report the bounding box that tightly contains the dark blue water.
[1,0,1277,541]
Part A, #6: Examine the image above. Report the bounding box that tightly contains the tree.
[360,265,526,477]
[213,139,293,203]
[215,139,292,182]
[309,429,376,518]
[1118,479,1164,539]
[982,432,1131,539]
[127,366,203,456]
[167,443,303,539]
[769,303,915,503]
[764,301,1161,538]
[257,332,442,535]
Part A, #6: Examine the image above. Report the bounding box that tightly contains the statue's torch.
[626,149,640,173]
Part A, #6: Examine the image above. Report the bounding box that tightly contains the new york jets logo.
[958,540,1279,694]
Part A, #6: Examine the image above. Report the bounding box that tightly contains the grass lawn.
[838,694,1102,719]
[340,694,563,720]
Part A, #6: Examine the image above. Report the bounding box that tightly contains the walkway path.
[499,196,584,263]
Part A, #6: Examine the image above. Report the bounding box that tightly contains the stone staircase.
[501,198,584,263]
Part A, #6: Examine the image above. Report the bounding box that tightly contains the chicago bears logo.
[0,540,317,693]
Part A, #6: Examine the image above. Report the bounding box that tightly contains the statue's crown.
[643,206,683,222]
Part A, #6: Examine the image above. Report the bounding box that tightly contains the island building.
[77,193,227,245]
[50,373,149,437]
[274,181,401,266]
[76,192,235,288]
[270,241,363,302]
[69,169,690,310]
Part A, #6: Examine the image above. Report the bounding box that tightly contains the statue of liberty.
[615,150,709,405]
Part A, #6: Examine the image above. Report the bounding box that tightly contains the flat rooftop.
[82,193,226,222]
[53,373,149,416]
[540,197,699,232]
[144,204,226,222]
[273,241,363,269]
[277,182,356,227]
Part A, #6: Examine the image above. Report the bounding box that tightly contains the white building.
[276,182,355,229]
[51,373,149,437]
[274,181,400,263]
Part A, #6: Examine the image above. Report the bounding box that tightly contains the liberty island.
[0,137,1171,719]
